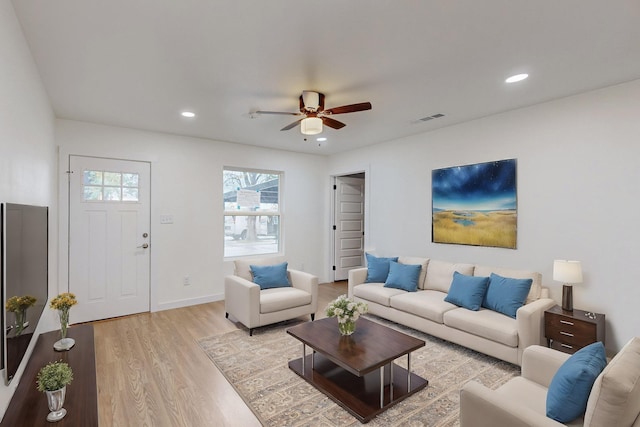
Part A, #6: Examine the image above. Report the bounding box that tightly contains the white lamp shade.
[553,260,583,284]
[301,117,322,135]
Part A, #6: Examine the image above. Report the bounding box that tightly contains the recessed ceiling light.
[316,137,327,142]
[181,111,196,118]
[505,73,529,83]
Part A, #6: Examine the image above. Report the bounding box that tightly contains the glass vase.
[14,308,28,336]
[338,319,356,336]
[53,309,75,351]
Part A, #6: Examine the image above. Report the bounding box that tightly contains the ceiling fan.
[256,91,372,135]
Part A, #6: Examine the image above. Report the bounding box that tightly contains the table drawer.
[545,313,597,345]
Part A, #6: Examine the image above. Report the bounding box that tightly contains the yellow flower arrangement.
[5,295,37,312]
[49,293,77,311]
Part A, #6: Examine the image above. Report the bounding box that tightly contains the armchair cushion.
[546,341,607,423]
[250,262,291,289]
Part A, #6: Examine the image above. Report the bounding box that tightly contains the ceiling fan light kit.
[301,117,323,135]
[256,90,372,135]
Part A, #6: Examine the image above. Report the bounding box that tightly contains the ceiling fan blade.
[323,102,372,115]
[322,117,346,129]
[256,110,301,116]
[280,118,304,131]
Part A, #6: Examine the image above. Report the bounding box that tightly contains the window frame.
[223,166,283,259]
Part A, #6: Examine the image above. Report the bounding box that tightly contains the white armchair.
[224,257,318,335]
[460,337,640,427]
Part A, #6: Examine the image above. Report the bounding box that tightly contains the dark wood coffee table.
[286,317,428,423]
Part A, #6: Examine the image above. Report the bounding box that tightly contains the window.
[223,168,281,258]
[82,170,139,202]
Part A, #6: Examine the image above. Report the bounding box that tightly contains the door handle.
[137,243,149,249]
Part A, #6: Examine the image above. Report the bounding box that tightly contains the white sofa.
[460,338,640,426]
[348,257,556,366]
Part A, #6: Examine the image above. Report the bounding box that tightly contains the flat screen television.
[1,203,48,385]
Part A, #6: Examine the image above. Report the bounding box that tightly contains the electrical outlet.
[183,275,190,286]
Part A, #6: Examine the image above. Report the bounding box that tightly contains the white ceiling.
[11,1,640,155]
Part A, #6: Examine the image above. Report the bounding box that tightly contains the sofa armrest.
[516,297,557,364]
[521,345,571,388]
[460,381,565,427]
[348,267,368,298]
[224,275,261,328]
[289,269,319,312]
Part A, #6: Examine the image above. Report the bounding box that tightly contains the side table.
[544,305,605,354]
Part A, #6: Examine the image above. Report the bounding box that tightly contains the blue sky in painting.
[432,159,516,211]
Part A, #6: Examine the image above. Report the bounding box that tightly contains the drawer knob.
[560,320,574,326]
[560,331,574,337]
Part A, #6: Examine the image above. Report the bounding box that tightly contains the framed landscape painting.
[432,159,517,249]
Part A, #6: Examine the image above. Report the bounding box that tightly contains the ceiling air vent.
[419,113,445,122]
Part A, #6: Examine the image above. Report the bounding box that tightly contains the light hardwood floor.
[93,281,347,427]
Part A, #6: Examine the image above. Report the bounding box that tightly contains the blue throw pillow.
[384,261,422,292]
[547,342,607,422]
[365,253,399,283]
[250,262,291,290]
[482,273,532,318]
[444,271,490,310]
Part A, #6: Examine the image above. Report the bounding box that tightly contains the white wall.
[328,79,640,353]
[0,0,57,417]
[56,119,328,311]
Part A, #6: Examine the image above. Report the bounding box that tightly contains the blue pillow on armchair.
[365,253,399,283]
[250,262,291,290]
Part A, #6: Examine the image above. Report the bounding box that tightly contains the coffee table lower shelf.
[288,353,428,423]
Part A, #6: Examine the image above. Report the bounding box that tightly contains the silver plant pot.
[45,386,67,422]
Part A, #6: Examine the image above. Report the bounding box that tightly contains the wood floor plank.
[93,281,347,426]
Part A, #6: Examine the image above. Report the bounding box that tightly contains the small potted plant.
[36,360,73,422]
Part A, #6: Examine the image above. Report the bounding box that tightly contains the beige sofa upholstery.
[460,338,640,426]
[225,257,318,335]
[348,257,556,365]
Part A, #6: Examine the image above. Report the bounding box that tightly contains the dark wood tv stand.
[0,324,98,426]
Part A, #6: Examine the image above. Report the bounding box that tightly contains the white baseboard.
[152,293,225,312]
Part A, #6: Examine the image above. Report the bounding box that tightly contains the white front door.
[333,176,365,281]
[68,156,151,323]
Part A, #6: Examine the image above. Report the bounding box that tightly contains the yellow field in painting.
[432,210,516,248]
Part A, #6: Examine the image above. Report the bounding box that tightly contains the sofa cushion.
[424,260,475,293]
[234,256,286,281]
[398,256,429,289]
[474,265,542,303]
[482,273,532,319]
[443,308,519,347]
[444,272,490,311]
[384,261,421,292]
[584,337,640,426]
[250,262,291,290]
[547,342,607,423]
[259,287,312,314]
[365,253,399,283]
[390,290,457,324]
[353,283,406,307]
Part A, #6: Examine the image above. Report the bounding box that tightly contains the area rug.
[197,317,519,426]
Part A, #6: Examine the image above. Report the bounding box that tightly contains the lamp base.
[562,285,573,311]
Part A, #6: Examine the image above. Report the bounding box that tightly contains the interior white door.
[333,176,365,281]
[68,156,151,324]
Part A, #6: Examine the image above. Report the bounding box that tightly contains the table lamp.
[553,260,583,311]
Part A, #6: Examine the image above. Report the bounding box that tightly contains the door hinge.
[332,225,336,230]
[332,265,336,271]
[333,184,337,190]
